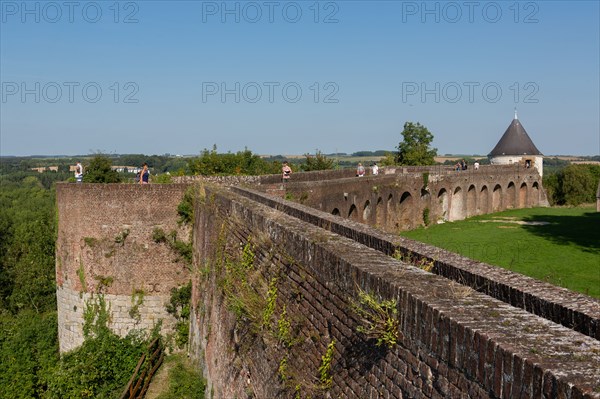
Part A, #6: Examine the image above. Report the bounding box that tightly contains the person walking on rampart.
[356,163,365,177]
[371,162,379,175]
[282,161,292,183]
[139,163,149,184]
[74,161,83,183]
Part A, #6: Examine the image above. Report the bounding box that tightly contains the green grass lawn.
[401,206,600,299]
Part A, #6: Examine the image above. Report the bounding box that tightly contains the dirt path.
[144,355,177,399]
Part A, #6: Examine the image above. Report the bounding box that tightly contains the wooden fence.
[119,337,165,399]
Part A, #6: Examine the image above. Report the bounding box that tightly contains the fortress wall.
[190,186,600,399]
[55,183,191,352]
[232,187,600,340]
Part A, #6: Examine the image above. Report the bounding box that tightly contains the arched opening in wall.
[348,204,358,221]
[532,182,540,205]
[362,200,371,222]
[506,182,516,209]
[492,184,502,212]
[519,183,528,208]
[449,187,464,221]
[375,197,385,228]
[331,208,340,216]
[466,185,476,217]
[438,188,449,221]
[399,192,413,230]
[479,186,489,214]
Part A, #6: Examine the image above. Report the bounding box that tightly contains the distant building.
[31,166,59,173]
[488,110,544,176]
[112,165,142,174]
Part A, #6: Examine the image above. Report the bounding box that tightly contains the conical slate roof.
[489,114,542,156]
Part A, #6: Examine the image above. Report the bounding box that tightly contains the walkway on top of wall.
[230,186,600,341]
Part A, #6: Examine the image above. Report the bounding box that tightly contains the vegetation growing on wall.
[351,289,400,349]
[166,282,192,349]
[318,339,336,389]
[47,294,157,399]
[206,226,331,397]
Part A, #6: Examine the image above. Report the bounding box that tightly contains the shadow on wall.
[521,212,600,254]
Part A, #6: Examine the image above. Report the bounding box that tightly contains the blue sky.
[1,0,599,156]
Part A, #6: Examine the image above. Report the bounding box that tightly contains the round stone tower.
[489,110,544,176]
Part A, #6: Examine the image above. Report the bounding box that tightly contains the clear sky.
[1,0,599,156]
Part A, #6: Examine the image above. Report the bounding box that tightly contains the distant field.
[401,206,600,299]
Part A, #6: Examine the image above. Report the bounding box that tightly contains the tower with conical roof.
[488,110,544,176]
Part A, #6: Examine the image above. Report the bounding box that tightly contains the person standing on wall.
[356,162,365,177]
[371,162,379,175]
[139,163,149,184]
[282,161,292,183]
[74,161,83,183]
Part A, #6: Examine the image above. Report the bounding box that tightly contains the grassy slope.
[401,206,600,299]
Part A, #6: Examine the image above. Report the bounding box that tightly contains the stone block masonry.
[190,185,600,399]
[55,183,191,353]
[233,186,600,341]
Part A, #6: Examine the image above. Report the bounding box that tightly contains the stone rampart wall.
[189,186,600,399]
[55,183,191,352]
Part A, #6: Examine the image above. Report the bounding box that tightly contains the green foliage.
[422,172,429,188]
[277,305,293,347]
[151,173,173,184]
[188,146,280,176]
[177,187,197,226]
[0,183,56,313]
[562,165,599,205]
[153,228,193,266]
[262,277,278,329]
[114,228,130,245]
[0,311,59,399]
[83,295,111,339]
[422,207,430,226]
[152,227,168,243]
[129,289,145,322]
[396,121,437,166]
[83,154,122,183]
[300,150,335,171]
[166,282,192,348]
[278,355,289,382]
[351,289,399,349]
[45,330,147,399]
[155,354,206,399]
[318,339,335,389]
[170,237,193,266]
[544,164,600,206]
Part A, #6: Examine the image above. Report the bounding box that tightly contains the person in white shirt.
[371,162,379,175]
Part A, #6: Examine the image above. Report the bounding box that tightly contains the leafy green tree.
[543,164,600,206]
[187,146,279,176]
[300,150,335,171]
[0,311,59,398]
[396,122,437,166]
[83,155,121,183]
[0,184,56,313]
[562,165,597,205]
[379,152,397,166]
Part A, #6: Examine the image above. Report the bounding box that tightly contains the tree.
[561,165,597,206]
[396,122,437,166]
[83,155,121,183]
[300,150,335,171]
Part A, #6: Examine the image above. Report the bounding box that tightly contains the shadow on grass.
[521,212,600,254]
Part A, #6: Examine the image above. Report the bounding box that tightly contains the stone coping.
[232,187,600,341]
